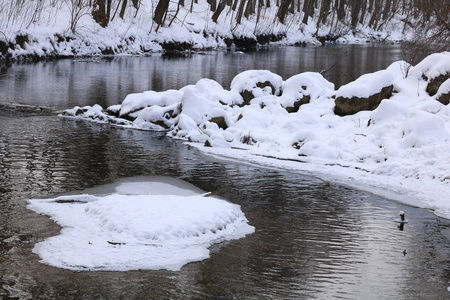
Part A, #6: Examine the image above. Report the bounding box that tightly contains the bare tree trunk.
[277,0,294,23]
[302,0,313,24]
[368,0,382,28]
[92,0,107,27]
[119,0,128,19]
[350,0,361,29]
[208,0,217,11]
[106,0,112,21]
[318,0,331,24]
[244,0,254,18]
[382,0,391,21]
[131,0,140,8]
[232,0,239,11]
[337,0,345,21]
[368,0,373,12]
[212,0,228,22]
[154,0,170,25]
[359,0,367,23]
[236,0,247,24]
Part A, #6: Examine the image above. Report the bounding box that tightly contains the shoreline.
[0,34,398,63]
[1,0,404,64]
[56,51,450,220]
[195,144,449,220]
[3,47,448,221]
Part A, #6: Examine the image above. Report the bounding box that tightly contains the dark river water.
[1,44,402,109]
[1,44,450,299]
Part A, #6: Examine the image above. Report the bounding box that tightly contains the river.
[1,44,450,299]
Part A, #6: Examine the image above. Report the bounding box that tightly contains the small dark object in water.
[395,211,408,224]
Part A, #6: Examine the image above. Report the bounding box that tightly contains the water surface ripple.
[1,45,450,299]
[1,113,450,299]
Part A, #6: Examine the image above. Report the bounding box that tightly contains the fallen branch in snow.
[202,191,220,197]
[107,241,126,246]
[54,199,88,204]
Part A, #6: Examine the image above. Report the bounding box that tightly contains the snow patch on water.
[27,177,254,271]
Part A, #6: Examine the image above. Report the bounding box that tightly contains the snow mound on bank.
[61,52,450,219]
[335,69,394,98]
[231,70,283,98]
[28,185,254,271]
[409,52,450,80]
[282,72,335,100]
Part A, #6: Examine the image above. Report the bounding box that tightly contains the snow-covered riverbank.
[62,51,450,218]
[0,0,410,60]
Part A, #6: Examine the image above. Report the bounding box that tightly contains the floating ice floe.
[28,177,254,271]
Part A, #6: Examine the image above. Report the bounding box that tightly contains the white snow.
[0,0,420,59]
[61,52,450,220]
[335,69,394,98]
[27,177,255,271]
[230,70,283,102]
[280,71,335,107]
[410,52,450,81]
[437,79,450,99]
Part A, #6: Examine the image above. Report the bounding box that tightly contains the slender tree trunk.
[212,0,228,22]
[232,0,239,11]
[337,0,345,21]
[350,0,361,29]
[359,0,367,23]
[318,0,331,24]
[106,0,112,21]
[244,0,254,18]
[302,0,312,24]
[131,0,139,8]
[119,0,127,19]
[382,0,391,20]
[368,0,373,12]
[368,0,382,28]
[236,0,247,24]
